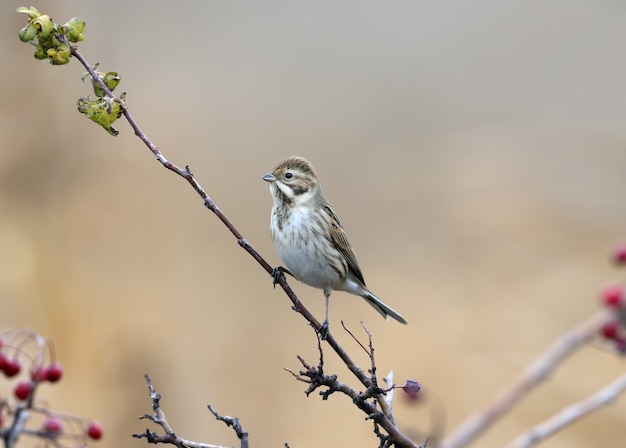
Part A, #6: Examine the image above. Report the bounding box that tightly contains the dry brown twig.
[133,374,248,448]
[285,323,424,447]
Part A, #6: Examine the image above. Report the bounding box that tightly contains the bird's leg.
[271,266,294,287]
[319,288,331,340]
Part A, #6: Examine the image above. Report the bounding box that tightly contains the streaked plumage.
[263,156,407,338]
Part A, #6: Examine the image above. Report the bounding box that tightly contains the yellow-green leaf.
[62,17,85,43]
[77,95,125,136]
[16,6,41,20]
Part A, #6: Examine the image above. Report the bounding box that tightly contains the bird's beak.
[262,173,276,182]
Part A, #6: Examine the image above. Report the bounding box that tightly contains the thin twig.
[341,320,370,356]
[133,375,245,448]
[207,406,248,448]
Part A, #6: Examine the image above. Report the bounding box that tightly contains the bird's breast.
[271,205,345,290]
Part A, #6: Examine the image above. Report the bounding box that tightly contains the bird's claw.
[271,266,285,288]
[271,266,295,288]
[318,319,330,340]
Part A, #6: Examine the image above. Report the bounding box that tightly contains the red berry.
[601,283,625,308]
[601,321,620,340]
[612,243,626,266]
[42,417,63,436]
[86,421,103,440]
[4,359,21,378]
[14,381,33,400]
[45,363,63,383]
[0,353,8,372]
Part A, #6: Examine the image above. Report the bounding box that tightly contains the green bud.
[34,44,47,60]
[92,71,121,96]
[47,42,71,65]
[18,23,37,42]
[103,72,121,91]
[62,17,85,43]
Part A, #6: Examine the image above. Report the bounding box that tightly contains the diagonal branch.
[507,370,626,448]
[67,44,385,392]
[441,308,615,448]
[63,41,416,447]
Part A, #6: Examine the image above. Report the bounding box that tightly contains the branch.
[34,32,414,447]
[507,370,626,447]
[133,374,247,448]
[441,308,615,448]
[286,326,422,448]
[68,43,393,406]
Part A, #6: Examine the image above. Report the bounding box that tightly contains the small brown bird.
[263,156,408,338]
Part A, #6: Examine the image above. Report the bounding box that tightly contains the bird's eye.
[284,172,293,180]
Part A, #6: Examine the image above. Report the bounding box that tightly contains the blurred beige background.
[1,2,626,447]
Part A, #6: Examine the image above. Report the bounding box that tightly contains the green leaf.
[77,94,125,136]
[32,14,54,39]
[62,17,85,43]
[16,6,41,20]
[95,71,121,96]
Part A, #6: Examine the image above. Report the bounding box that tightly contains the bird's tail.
[361,291,408,325]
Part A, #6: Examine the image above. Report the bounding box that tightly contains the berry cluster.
[0,329,103,446]
[598,244,626,353]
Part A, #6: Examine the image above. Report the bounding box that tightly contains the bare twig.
[441,308,615,448]
[507,370,626,448]
[287,327,420,447]
[133,374,246,448]
[207,406,248,448]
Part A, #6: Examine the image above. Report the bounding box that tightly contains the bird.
[263,156,408,339]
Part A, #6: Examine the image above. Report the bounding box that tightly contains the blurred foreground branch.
[441,308,620,448]
[508,370,626,447]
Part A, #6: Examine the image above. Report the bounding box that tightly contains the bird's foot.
[318,319,330,340]
[271,266,285,287]
[271,266,294,287]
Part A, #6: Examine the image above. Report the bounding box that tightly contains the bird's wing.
[325,204,367,286]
